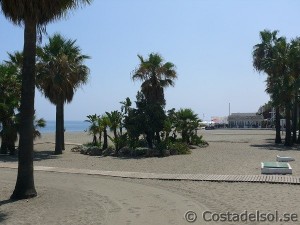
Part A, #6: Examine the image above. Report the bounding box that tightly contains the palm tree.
[120,97,132,115]
[0,63,20,155]
[33,116,46,140]
[36,34,90,155]
[132,53,177,106]
[100,115,111,150]
[253,30,283,144]
[132,53,176,146]
[106,110,122,152]
[0,0,92,200]
[174,108,200,144]
[85,114,99,145]
[268,37,293,146]
[119,97,132,135]
[288,38,300,143]
[6,51,23,72]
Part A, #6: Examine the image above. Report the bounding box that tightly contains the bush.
[169,142,190,155]
[109,133,128,152]
[131,147,148,157]
[118,146,132,156]
[84,142,102,148]
[102,146,115,156]
[71,145,83,152]
[190,135,209,147]
[137,138,148,147]
[155,141,169,157]
[86,146,102,156]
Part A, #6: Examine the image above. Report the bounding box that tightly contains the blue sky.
[1,0,299,121]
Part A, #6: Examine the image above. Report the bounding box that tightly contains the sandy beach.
[1,129,300,224]
[26,129,300,175]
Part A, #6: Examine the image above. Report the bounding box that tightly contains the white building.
[228,113,263,128]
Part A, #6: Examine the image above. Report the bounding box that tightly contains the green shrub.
[84,142,102,148]
[169,142,190,155]
[131,147,148,157]
[137,138,148,147]
[190,135,209,147]
[155,141,169,156]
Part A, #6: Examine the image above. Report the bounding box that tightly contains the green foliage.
[108,133,128,152]
[190,134,209,147]
[84,142,102,148]
[132,53,177,106]
[169,142,190,155]
[173,108,201,144]
[131,147,148,157]
[36,33,90,105]
[85,114,99,145]
[124,92,166,149]
[33,116,46,140]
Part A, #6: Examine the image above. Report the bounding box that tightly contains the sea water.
[39,121,89,133]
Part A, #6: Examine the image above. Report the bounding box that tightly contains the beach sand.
[29,129,300,175]
[1,129,300,224]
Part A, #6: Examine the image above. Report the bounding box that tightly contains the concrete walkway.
[1,162,300,185]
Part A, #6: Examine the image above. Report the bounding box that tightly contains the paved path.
[1,162,300,185]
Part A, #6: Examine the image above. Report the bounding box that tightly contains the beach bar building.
[228,113,263,128]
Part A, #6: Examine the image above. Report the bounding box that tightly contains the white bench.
[276,155,295,162]
[261,162,292,175]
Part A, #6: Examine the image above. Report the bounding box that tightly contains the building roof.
[228,113,263,121]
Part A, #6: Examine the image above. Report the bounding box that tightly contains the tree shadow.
[0,199,14,223]
[0,199,15,207]
[0,212,8,223]
[250,139,300,151]
[0,150,59,163]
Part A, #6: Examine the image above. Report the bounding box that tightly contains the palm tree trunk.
[103,129,108,149]
[113,129,118,151]
[275,107,282,144]
[284,107,292,146]
[61,104,65,150]
[155,131,161,143]
[145,132,154,149]
[55,101,63,154]
[0,138,8,154]
[0,121,8,154]
[92,133,97,145]
[292,95,298,143]
[11,20,37,200]
[297,104,300,143]
[98,131,102,148]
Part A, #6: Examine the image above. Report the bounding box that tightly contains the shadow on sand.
[0,199,14,223]
[0,150,59,163]
[250,138,300,151]
[0,199,15,207]
[0,212,8,223]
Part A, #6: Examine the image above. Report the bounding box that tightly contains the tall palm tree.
[268,37,293,146]
[254,31,293,146]
[36,33,90,155]
[132,53,177,106]
[253,30,283,144]
[0,0,92,200]
[288,38,300,143]
[132,53,176,146]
